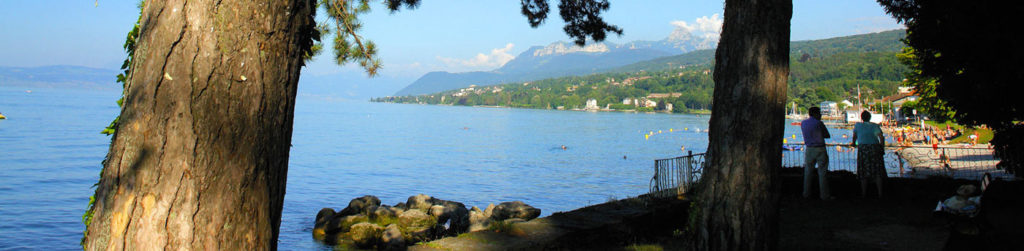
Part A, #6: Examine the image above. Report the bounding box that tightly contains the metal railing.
[647,144,1016,199]
[781,143,1016,180]
[647,144,1015,198]
[649,151,705,199]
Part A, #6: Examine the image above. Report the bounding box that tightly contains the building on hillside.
[585,99,599,110]
[665,103,674,112]
[898,86,915,94]
[819,101,839,117]
[622,98,633,105]
[843,105,884,123]
[646,93,682,99]
[840,100,854,108]
[644,99,657,108]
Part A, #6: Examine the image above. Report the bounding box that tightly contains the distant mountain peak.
[532,42,610,57]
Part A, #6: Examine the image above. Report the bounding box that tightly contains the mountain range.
[394,29,905,97]
[0,65,120,90]
[393,27,720,96]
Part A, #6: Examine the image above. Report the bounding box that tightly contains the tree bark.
[83,1,315,250]
[693,0,791,250]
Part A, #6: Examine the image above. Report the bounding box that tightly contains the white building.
[644,99,657,108]
[585,99,599,110]
[819,101,839,117]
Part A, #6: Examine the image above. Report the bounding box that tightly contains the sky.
[0,0,903,97]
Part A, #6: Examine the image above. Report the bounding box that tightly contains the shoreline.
[374,101,713,116]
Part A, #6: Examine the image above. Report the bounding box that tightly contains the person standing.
[801,107,833,200]
[852,110,886,198]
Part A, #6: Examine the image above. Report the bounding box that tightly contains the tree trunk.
[693,0,791,250]
[83,1,315,250]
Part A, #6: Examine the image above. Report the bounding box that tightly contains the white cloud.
[670,14,723,40]
[436,43,516,71]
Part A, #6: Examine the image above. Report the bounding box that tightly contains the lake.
[1,86,728,250]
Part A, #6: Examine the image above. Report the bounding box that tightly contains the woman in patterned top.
[852,110,886,198]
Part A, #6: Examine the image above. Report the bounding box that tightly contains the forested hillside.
[374,30,908,113]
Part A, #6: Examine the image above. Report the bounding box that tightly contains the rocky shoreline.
[312,194,541,250]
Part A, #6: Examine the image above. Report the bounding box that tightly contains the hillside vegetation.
[374,30,908,113]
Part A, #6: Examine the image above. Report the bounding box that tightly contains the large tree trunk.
[693,0,791,250]
[83,1,315,250]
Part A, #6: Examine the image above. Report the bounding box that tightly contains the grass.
[923,120,993,144]
[486,220,516,233]
[625,244,665,251]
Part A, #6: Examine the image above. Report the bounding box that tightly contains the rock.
[490,201,541,221]
[437,202,470,234]
[403,226,433,244]
[398,209,435,229]
[406,194,435,211]
[315,208,336,227]
[349,222,383,249]
[468,209,491,232]
[324,215,368,234]
[380,224,406,251]
[339,195,381,216]
[394,202,407,210]
[501,218,528,236]
[313,208,336,240]
[428,205,445,217]
[483,203,495,218]
[372,205,399,220]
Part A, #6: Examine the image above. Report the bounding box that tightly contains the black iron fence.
[649,144,1016,199]
[782,143,1015,180]
[649,151,705,199]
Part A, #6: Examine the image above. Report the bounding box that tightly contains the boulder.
[490,201,541,221]
[372,205,399,220]
[349,222,383,249]
[324,215,368,234]
[313,208,336,240]
[468,208,491,232]
[405,194,435,211]
[339,195,381,216]
[394,202,407,210]
[380,224,406,251]
[315,208,336,227]
[403,226,433,244]
[398,209,435,229]
[437,202,470,234]
[483,203,495,218]
[428,205,445,218]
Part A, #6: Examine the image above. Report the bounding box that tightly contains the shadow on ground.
[411,169,1024,250]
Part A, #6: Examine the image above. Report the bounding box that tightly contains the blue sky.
[0,0,902,97]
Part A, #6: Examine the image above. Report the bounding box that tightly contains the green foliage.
[319,0,419,76]
[88,2,144,248]
[375,49,907,113]
[895,47,955,121]
[878,1,1024,177]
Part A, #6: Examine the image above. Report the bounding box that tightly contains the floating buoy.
[783,138,788,144]
[792,134,796,139]
[645,134,649,140]
[670,128,673,132]
[658,130,662,134]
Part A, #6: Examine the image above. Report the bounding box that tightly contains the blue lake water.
[1,85,847,249]
[1,86,723,250]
